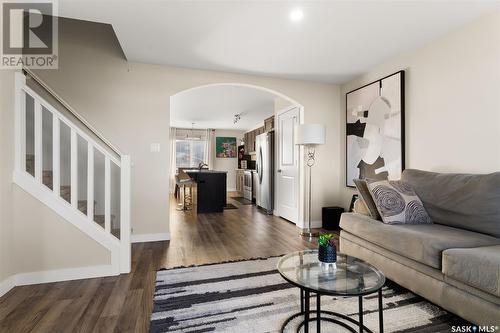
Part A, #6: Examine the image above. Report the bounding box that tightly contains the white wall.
[275,97,293,113]
[339,11,500,208]
[31,17,341,235]
[212,129,245,191]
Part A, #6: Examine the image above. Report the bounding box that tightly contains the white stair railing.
[13,72,131,274]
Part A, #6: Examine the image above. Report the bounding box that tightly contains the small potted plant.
[318,233,337,265]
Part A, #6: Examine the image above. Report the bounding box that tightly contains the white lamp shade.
[295,124,326,145]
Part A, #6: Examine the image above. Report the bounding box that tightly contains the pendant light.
[185,123,201,140]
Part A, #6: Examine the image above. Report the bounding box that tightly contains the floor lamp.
[295,124,326,239]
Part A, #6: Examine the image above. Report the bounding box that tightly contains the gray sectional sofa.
[339,169,500,325]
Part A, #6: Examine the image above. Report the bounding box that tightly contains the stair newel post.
[70,129,78,209]
[34,100,43,183]
[52,117,60,197]
[104,157,111,233]
[87,144,94,222]
[120,155,131,273]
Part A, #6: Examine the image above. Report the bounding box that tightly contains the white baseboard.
[16,265,117,286]
[0,275,17,297]
[297,220,323,229]
[310,220,323,229]
[0,264,117,298]
[226,188,236,192]
[131,232,170,243]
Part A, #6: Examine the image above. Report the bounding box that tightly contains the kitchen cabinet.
[264,116,274,132]
[249,131,255,152]
[244,126,265,154]
[243,133,248,154]
[186,170,227,213]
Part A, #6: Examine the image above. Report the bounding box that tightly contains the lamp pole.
[301,146,319,239]
[295,123,325,240]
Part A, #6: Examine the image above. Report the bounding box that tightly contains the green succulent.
[318,233,335,247]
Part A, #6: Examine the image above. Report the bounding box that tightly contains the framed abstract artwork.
[346,70,405,187]
[216,137,237,158]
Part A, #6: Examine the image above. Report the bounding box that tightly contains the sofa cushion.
[353,198,371,216]
[366,179,432,224]
[443,245,500,297]
[353,179,381,220]
[340,213,500,269]
[401,169,500,238]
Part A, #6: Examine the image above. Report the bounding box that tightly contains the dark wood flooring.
[0,193,328,333]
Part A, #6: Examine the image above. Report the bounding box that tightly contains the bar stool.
[176,171,194,211]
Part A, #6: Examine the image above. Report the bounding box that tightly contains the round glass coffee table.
[277,250,385,333]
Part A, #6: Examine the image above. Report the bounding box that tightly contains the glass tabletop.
[277,250,385,296]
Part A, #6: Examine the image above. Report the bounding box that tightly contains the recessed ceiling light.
[289,8,304,22]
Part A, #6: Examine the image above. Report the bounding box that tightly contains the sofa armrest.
[340,212,381,230]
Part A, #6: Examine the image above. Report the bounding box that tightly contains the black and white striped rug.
[150,256,467,332]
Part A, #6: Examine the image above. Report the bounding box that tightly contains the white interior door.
[276,106,299,223]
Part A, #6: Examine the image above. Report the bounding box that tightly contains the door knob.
[277,169,282,173]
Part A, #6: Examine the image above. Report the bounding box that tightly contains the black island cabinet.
[185,170,227,213]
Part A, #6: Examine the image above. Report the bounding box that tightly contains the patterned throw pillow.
[353,179,382,220]
[366,179,432,224]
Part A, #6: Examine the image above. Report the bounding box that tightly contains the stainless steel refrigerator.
[255,131,274,214]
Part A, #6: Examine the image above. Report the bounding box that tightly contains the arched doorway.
[168,83,305,231]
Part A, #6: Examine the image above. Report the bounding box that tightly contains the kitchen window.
[175,139,207,168]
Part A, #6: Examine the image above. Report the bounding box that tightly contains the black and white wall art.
[346,71,405,187]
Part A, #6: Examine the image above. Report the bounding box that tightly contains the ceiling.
[58,1,500,83]
[170,85,277,130]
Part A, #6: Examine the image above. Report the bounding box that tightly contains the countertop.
[185,170,228,174]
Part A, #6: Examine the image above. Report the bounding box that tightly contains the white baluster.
[87,144,94,221]
[53,117,60,196]
[34,100,42,182]
[105,157,111,233]
[71,129,78,208]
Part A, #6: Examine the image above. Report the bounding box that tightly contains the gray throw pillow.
[366,179,432,225]
[353,179,381,220]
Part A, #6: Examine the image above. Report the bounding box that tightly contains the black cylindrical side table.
[322,206,345,230]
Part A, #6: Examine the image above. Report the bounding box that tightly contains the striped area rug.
[150,256,468,333]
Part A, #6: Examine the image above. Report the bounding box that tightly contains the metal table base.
[281,288,384,333]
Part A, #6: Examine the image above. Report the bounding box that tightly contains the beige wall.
[213,129,245,191]
[339,12,500,208]
[274,96,293,113]
[32,18,340,234]
[0,70,110,286]
[0,70,15,282]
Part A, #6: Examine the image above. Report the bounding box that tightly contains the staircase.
[13,72,131,275]
[27,154,120,232]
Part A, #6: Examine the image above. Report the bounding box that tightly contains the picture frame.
[216,137,237,158]
[345,70,405,188]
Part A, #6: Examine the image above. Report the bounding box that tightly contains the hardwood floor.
[0,193,329,333]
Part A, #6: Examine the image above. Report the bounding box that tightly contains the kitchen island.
[185,170,227,213]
